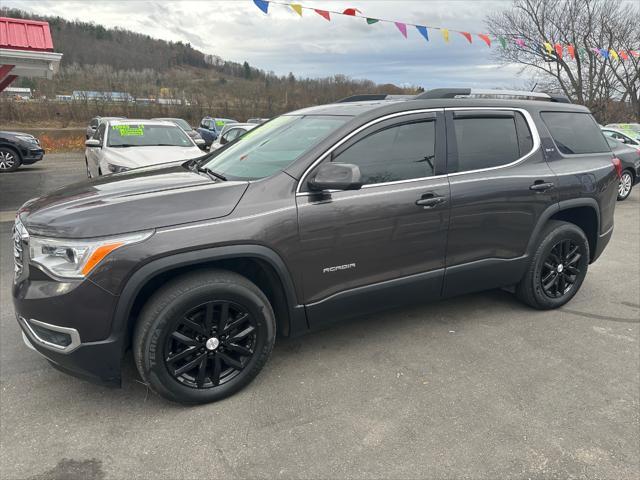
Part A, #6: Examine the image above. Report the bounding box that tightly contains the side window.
[225,129,241,142]
[453,114,525,172]
[541,112,609,154]
[90,118,99,128]
[94,123,106,142]
[333,120,436,185]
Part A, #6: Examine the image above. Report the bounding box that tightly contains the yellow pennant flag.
[442,28,449,43]
[544,42,553,54]
[291,3,303,16]
[609,49,619,60]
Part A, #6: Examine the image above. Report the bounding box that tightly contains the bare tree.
[487,0,640,121]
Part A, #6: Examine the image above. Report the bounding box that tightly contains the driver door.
[295,110,450,328]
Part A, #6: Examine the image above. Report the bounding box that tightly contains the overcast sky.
[5,0,528,89]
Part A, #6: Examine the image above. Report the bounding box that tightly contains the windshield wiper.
[196,166,227,181]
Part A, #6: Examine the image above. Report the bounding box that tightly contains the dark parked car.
[13,88,619,404]
[0,131,44,172]
[196,117,237,148]
[605,136,640,200]
[152,118,206,149]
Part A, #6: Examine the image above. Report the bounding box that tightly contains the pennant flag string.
[252,1,640,60]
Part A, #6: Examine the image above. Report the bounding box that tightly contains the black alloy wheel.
[164,300,257,389]
[539,239,582,299]
[133,270,276,404]
[516,220,589,309]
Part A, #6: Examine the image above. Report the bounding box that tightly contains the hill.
[1,7,413,123]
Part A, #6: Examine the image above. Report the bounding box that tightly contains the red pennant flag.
[478,34,491,47]
[314,9,330,21]
[460,32,472,44]
[619,50,628,60]
[515,38,525,47]
[342,8,361,16]
[567,45,575,59]
[554,43,563,58]
[395,22,408,38]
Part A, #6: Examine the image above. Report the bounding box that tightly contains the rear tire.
[0,147,21,172]
[133,270,276,404]
[516,220,589,309]
[617,170,634,201]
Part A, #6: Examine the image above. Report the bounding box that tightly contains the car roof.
[285,97,590,119]
[225,123,255,129]
[108,119,176,126]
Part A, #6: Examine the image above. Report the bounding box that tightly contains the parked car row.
[0,130,45,172]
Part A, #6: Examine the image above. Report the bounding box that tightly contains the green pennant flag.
[366,18,379,24]
[498,36,507,49]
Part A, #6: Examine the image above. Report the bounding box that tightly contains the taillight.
[611,157,622,179]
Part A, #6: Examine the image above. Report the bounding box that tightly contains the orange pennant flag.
[290,3,303,16]
[567,45,575,59]
[478,34,491,47]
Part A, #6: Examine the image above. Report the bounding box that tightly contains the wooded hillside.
[1,8,413,122]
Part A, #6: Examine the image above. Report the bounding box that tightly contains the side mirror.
[308,163,362,192]
[85,138,101,148]
[195,138,205,145]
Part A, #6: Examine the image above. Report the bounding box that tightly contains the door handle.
[416,194,445,208]
[529,181,555,192]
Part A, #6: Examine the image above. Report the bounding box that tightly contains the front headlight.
[29,231,153,279]
[107,163,130,174]
[15,135,38,144]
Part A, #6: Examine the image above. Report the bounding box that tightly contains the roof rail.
[415,88,571,103]
[336,94,414,103]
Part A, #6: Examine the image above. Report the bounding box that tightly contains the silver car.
[209,123,256,151]
[84,119,204,177]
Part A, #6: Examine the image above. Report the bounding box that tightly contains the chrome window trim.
[18,316,82,354]
[295,107,541,196]
[445,107,540,177]
[295,108,443,195]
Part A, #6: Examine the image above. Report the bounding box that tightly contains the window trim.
[295,107,540,195]
[296,108,443,195]
[446,107,540,176]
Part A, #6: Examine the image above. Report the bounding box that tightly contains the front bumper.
[19,322,122,386]
[13,268,124,387]
[20,146,44,164]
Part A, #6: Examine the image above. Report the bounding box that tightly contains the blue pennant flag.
[599,48,609,58]
[253,0,269,14]
[416,25,429,42]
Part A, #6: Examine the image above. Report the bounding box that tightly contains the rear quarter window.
[541,112,609,155]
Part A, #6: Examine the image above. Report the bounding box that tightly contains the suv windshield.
[201,115,348,180]
[108,124,193,147]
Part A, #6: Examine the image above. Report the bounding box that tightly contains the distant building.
[1,86,32,99]
[55,94,72,102]
[71,90,134,102]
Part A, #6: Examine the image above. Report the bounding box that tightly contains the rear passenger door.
[443,108,557,297]
[296,110,450,327]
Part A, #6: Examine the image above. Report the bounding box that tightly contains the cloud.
[3,0,530,87]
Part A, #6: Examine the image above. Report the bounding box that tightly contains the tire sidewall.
[0,147,21,172]
[139,281,275,404]
[530,225,589,309]
[617,171,633,201]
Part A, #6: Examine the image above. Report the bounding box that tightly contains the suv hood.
[19,164,249,238]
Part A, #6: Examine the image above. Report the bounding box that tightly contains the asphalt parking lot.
[1,153,638,480]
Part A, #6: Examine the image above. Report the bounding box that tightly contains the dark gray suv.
[12,89,620,404]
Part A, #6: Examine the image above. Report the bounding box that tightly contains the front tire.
[617,170,634,201]
[0,147,21,172]
[516,220,589,309]
[133,270,276,404]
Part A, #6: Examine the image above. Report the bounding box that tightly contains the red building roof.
[0,17,54,52]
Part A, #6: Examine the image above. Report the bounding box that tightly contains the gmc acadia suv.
[12,89,620,404]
